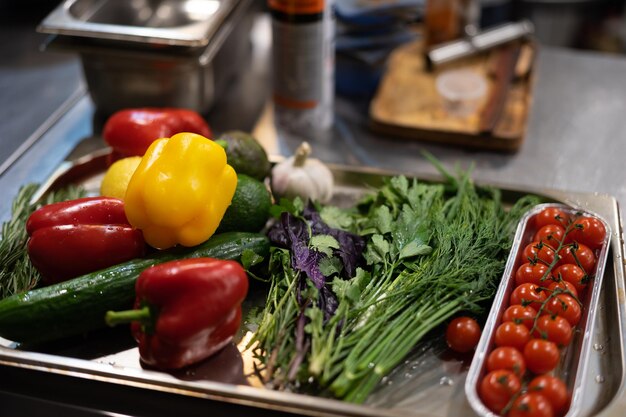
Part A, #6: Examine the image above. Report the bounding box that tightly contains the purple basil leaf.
[291,238,326,289]
[303,202,365,278]
[333,232,366,278]
[268,212,307,248]
[268,212,327,289]
[268,204,365,282]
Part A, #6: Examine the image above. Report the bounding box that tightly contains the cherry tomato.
[558,243,596,273]
[479,369,522,414]
[510,283,548,312]
[565,216,607,250]
[534,224,565,248]
[508,392,555,417]
[502,304,538,327]
[552,263,588,295]
[495,321,531,350]
[528,375,569,416]
[547,280,578,299]
[523,241,556,265]
[545,294,582,326]
[445,316,481,353]
[535,207,570,229]
[486,346,526,377]
[533,314,573,347]
[524,339,560,374]
[516,262,550,287]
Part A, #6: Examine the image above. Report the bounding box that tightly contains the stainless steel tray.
[1,141,625,417]
[466,203,613,417]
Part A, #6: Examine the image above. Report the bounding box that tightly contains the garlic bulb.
[271,142,334,204]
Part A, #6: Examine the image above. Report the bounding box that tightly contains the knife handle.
[478,42,522,134]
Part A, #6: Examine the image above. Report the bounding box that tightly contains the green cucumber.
[0,232,269,345]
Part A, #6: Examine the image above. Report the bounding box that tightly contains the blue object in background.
[335,0,425,21]
[334,0,423,98]
[335,53,384,99]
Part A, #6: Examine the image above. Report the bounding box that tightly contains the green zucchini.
[0,232,269,345]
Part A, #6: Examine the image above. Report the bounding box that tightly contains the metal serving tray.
[466,203,613,417]
[0,140,625,417]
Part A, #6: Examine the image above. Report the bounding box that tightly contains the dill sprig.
[0,184,86,299]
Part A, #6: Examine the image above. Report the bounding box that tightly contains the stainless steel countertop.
[1,10,626,417]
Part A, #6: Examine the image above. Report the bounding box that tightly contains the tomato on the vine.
[510,283,547,312]
[566,216,606,250]
[486,346,526,376]
[547,280,579,299]
[445,316,481,353]
[516,262,550,287]
[502,304,538,327]
[494,321,530,350]
[545,294,582,326]
[523,241,556,265]
[524,338,560,374]
[534,224,565,248]
[508,392,555,417]
[479,369,522,414]
[528,375,569,416]
[552,263,588,295]
[535,207,570,229]
[558,243,596,273]
[533,314,573,347]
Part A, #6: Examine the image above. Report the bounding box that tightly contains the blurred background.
[2,0,624,52]
[2,0,625,54]
[484,0,626,53]
[0,0,625,164]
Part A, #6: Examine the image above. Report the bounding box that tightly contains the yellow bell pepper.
[124,132,237,249]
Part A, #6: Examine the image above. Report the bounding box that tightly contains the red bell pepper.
[102,108,212,161]
[26,197,146,285]
[105,258,249,370]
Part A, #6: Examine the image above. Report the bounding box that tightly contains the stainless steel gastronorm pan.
[37,0,254,115]
[466,203,613,417]
[0,138,625,417]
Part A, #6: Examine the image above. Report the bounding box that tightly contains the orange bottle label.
[268,0,324,14]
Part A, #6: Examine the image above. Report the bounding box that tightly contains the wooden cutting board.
[369,40,536,152]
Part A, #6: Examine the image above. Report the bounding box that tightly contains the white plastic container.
[435,68,487,117]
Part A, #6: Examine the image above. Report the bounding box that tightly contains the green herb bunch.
[249,163,540,402]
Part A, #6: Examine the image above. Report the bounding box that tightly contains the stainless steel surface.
[38,0,239,47]
[1,143,625,417]
[0,11,84,173]
[2,11,626,416]
[465,203,614,417]
[39,0,254,115]
[426,20,535,67]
